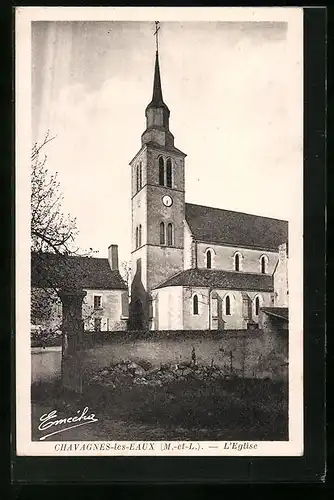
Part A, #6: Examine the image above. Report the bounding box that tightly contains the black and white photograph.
[15,7,303,456]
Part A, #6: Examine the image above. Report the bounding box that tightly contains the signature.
[38,407,98,441]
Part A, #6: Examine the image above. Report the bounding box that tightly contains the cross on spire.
[154,21,160,51]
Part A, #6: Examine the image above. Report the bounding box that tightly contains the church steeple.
[146,51,170,116]
[141,23,174,148]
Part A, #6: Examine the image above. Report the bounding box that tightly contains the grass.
[31,375,288,441]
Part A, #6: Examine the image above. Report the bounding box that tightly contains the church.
[129,40,288,332]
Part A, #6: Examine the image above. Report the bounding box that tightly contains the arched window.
[159,157,165,186]
[193,294,199,315]
[135,227,139,249]
[166,158,172,187]
[167,223,173,245]
[255,296,260,316]
[160,222,165,245]
[138,225,142,247]
[206,249,212,269]
[260,255,268,274]
[233,252,242,271]
[225,295,231,316]
[139,162,142,189]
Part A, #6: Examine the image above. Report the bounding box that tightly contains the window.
[138,225,142,247]
[94,317,102,331]
[139,162,142,189]
[225,295,231,316]
[160,222,165,245]
[135,225,142,248]
[212,297,218,318]
[149,298,153,319]
[193,294,199,315]
[136,258,142,275]
[255,296,260,316]
[234,253,240,271]
[93,295,102,310]
[136,165,139,192]
[260,255,268,274]
[159,157,165,186]
[206,249,212,269]
[166,158,172,187]
[167,223,173,245]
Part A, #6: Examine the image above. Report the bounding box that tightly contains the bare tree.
[30,132,97,338]
[31,131,79,255]
[120,260,132,296]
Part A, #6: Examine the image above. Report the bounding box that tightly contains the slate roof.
[261,307,289,321]
[155,268,273,292]
[185,203,288,252]
[31,252,127,290]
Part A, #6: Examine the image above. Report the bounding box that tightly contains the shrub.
[31,326,62,347]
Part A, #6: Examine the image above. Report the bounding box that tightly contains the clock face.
[162,195,173,207]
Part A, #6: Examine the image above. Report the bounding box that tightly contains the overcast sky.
[31,19,303,263]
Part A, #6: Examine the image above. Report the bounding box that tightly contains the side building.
[31,245,129,333]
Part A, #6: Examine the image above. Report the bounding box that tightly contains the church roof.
[261,307,289,321]
[154,268,274,292]
[31,252,127,291]
[185,203,288,252]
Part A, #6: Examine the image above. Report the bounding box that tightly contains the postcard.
[15,7,303,457]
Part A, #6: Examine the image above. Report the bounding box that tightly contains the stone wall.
[31,329,288,384]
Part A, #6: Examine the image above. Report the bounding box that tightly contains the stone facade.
[153,285,273,331]
[196,242,278,275]
[274,243,289,307]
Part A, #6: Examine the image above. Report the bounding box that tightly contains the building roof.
[261,307,289,321]
[31,252,127,291]
[185,203,288,252]
[154,268,274,292]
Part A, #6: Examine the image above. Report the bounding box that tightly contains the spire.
[151,51,164,106]
[142,22,174,147]
[146,50,169,113]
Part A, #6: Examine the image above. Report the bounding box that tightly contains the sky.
[31,18,303,264]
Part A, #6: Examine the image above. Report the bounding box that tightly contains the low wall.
[31,346,62,383]
[31,329,288,384]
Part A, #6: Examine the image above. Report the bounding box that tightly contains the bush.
[31,326,62,347]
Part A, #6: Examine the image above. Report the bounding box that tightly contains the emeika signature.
[38,407,98,440]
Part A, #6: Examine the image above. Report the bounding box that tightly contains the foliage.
[31,325,62,348]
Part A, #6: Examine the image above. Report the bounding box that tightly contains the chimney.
[108,244,119,271]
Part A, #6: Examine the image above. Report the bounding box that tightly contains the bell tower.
[129,22,186,330]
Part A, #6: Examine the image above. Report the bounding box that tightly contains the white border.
[15,6,304,457]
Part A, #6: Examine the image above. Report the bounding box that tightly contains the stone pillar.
[59,289,87,393]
